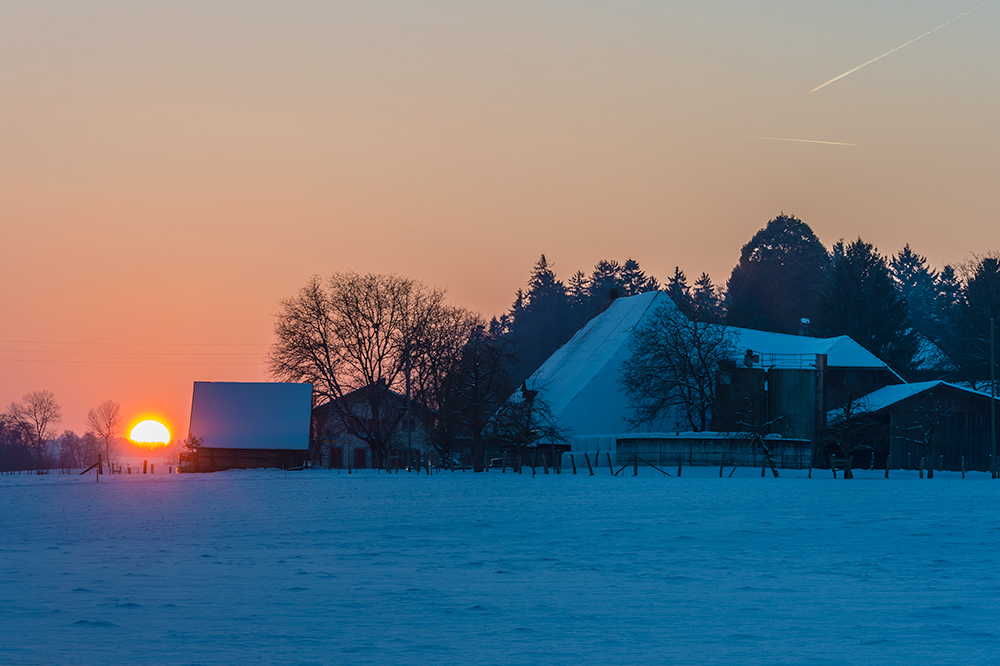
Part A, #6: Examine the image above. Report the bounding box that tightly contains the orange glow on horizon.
[129,419,171,447]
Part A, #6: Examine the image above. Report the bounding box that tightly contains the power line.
[0,349,264,357]
[0,339,269,347]
[0,358,263,366]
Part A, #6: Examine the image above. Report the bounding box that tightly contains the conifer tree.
[950,255,1000,388]
[665,267,693,318]
[619,258,658,296]
[588,259,622,304]
[567,271,590,309]
[504,256,572,385]
[691,273,726,324]
[891,245,940,340]
[816,239,919,372]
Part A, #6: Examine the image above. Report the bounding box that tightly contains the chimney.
[609,287,620,301]
[799,318,812,336]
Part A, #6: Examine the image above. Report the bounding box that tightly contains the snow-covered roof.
[912,335,957,372]
[189,382,313,450]
[835,381,997,417]
[732,328,899,375]
[524,291,901,437]
[529,291,667,414]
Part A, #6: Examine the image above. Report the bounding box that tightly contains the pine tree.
[726,214,829,334]
[504,256,573,385]
[525,255,565,308]
[665,267,693,318]
[950,255,1000,388]
[691,273,726,324]
[619,258,658,296]
[816,239,919,372]
[891,245,939,339]
[936,265,962,331]
[588,260,622,304]
[567,271,590,309]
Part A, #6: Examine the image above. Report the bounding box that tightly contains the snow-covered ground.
[3,467,999,665]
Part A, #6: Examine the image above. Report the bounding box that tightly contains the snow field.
[2,468,999,665]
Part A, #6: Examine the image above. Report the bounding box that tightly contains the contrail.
[809,0,994,93]
[746,136,858,147]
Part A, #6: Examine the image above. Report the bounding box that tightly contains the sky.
[2,0,999,437]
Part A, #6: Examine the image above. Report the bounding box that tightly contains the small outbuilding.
[841,381,1000,473]
[181,381,313,472]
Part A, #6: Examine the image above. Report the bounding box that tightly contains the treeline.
[495,214,1000,387]
[1,394,123,473]
[488,257,661,384]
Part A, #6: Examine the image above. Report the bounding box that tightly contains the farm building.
[312,383,434,470]
[519,290,905,470]
[832,381,1000,473]
[181,382,313,472]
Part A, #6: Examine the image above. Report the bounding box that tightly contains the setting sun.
[130,419,171,447]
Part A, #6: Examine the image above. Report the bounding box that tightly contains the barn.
[181,382,313,472]
[521,290,902,469]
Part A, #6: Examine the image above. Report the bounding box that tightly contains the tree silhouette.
[816,238,919,372]
[727,214,829,334]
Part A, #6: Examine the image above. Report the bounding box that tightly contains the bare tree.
[408,308,483,467]
[893,390,955,478]
[620,304,737,432]
[8,390,62,467]
[87,400,123,466]
[58,430,83,469]
[450,325,513,472]
[823,395,887,478]
[484,383,567,470]
[80,431,102,467]
[268,272,474,469]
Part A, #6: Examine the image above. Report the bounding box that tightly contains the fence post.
[962,455,966,479]
[677,456,682,478]
[571,454,577,475]
[919,457,925,479]
[607,452,613,475]
[633,453,638,477]
[584,452,594,476]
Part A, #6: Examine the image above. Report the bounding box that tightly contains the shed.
[834,381,999,472]
[182,381,313,472]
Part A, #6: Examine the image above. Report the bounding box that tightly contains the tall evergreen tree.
[504,255,572,386]
[665,267,693,318]
[891,245,939,340]
[691,273,726,324]
[950,255,1000,388]
[816,239,919,372]
[588,259,622,304]
[726,213,829,335]
[619,258,658,296]
[936,265,963,330]
[567,271,590,309]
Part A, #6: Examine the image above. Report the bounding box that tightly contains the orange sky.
[2,1,999,435]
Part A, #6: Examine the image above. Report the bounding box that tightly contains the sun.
[130,419,171,447]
